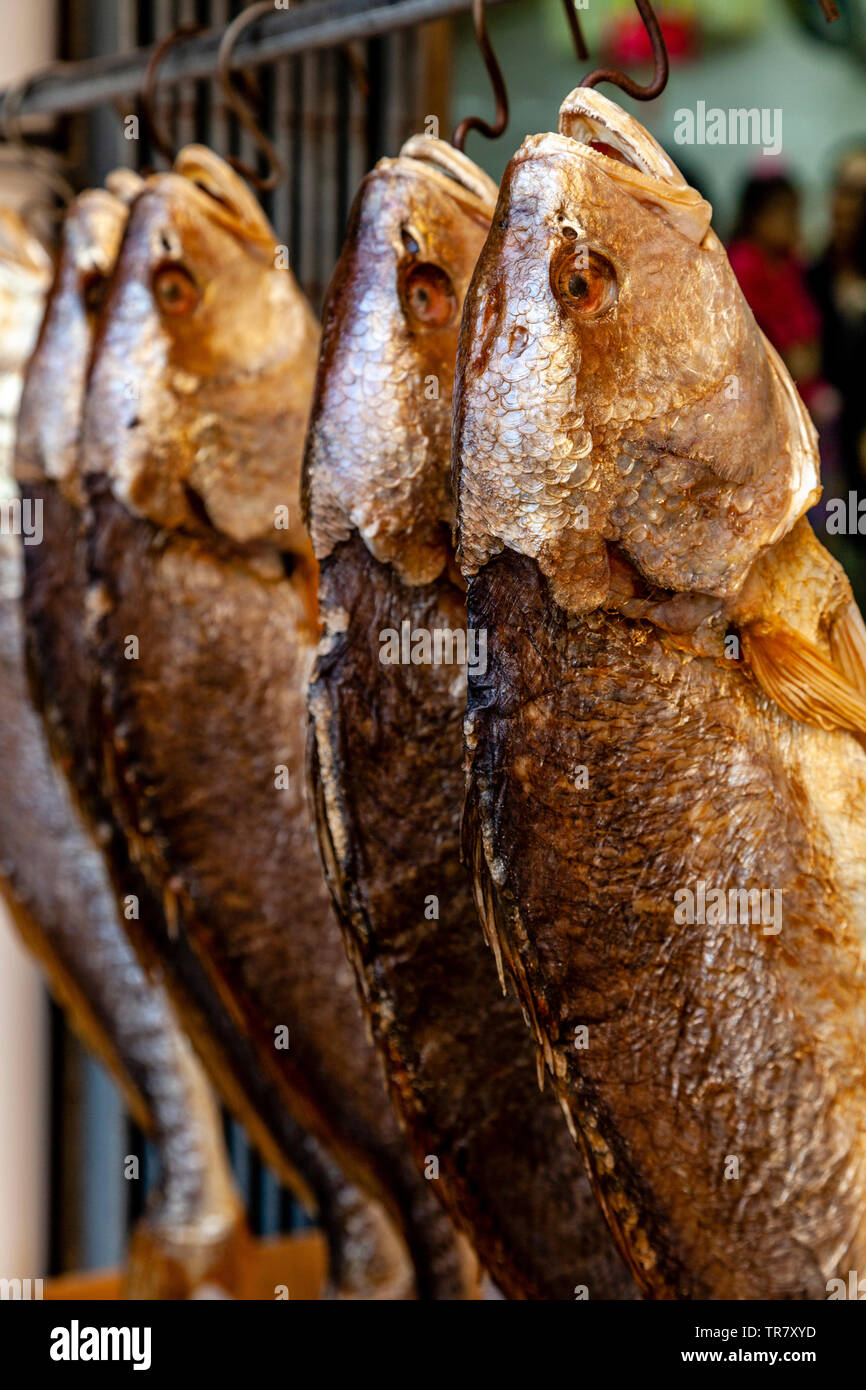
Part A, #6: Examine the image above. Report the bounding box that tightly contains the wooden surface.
[43,1229,327,1301]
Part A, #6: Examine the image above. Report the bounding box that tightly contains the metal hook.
[580,0,669,101]
[0,66,76,206]
[451,0,507,152]
[452,0,589,153]
[141,24,204,166]
[217,1,284,192]
[561,0,589,64]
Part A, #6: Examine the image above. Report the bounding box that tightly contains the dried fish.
[4,196,245,1298]
[305,135,636,1299]
[80,149,473,1298]
[455,90,866,1298]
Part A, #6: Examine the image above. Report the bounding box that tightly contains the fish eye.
[551,245,617,319]
[400,262,457,329]
[152,262,200,317]
[81,270,108,316]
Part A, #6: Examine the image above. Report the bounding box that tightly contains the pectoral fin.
[829,599,866,701]
[741,618,866,737]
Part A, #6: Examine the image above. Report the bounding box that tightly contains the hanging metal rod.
[1,0,513,121]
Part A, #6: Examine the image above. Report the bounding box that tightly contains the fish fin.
[305,704,352,922]
[829,599,866,700]
[462,772,553,1070]
[741,619,866,736]
[535,1046,545,1094]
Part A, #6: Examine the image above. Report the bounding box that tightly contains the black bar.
[6,1299,859,1374]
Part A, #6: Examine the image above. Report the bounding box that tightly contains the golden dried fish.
[304,135,635,1299]
[15,176,404,1302]
[80,148,474,1299]
[4,195,245,1299]
[455,88,866,1299]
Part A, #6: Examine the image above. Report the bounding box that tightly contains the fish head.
[454,90,820,615]
[15,181,135,492]
[83,146,320,551]
[303,136,496,584]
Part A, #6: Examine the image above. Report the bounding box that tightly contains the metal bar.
[3,0,509,120]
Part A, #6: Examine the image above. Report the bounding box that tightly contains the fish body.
[455,90,866,1298]
[18,181,299,1187]
[14,178,399,1302]
[304,136,635,1299]
[4,195,246,1298]
[80,150,473,1299]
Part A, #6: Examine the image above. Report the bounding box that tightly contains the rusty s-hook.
[580,0,669,101]
[217,0,284,192]
[451,0,508,152]
[578,0,836,103]
[562,0,589,64]
[141,25,204,165]
[453,0,589,152]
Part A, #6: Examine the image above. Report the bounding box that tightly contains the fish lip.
[133,164,279,261]
[65,188,129,276]
[372,137,498,227]
[512,129,670,187]
[181,481,218,534]
[396,135,499,207]
[0,209,51,282]
[104,168,145,205]
[173,145,278,249]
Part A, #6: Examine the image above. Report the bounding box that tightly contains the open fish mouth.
[514,88,714,247]
[558,87,684,181]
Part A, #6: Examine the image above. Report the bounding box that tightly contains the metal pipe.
[2,0,511,120]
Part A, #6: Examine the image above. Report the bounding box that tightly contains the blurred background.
[0,0,864,1288]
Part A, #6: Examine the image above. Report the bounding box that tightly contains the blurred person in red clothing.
[728,174,826,409]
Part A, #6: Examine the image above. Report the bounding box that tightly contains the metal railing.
[11,0,501,116]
